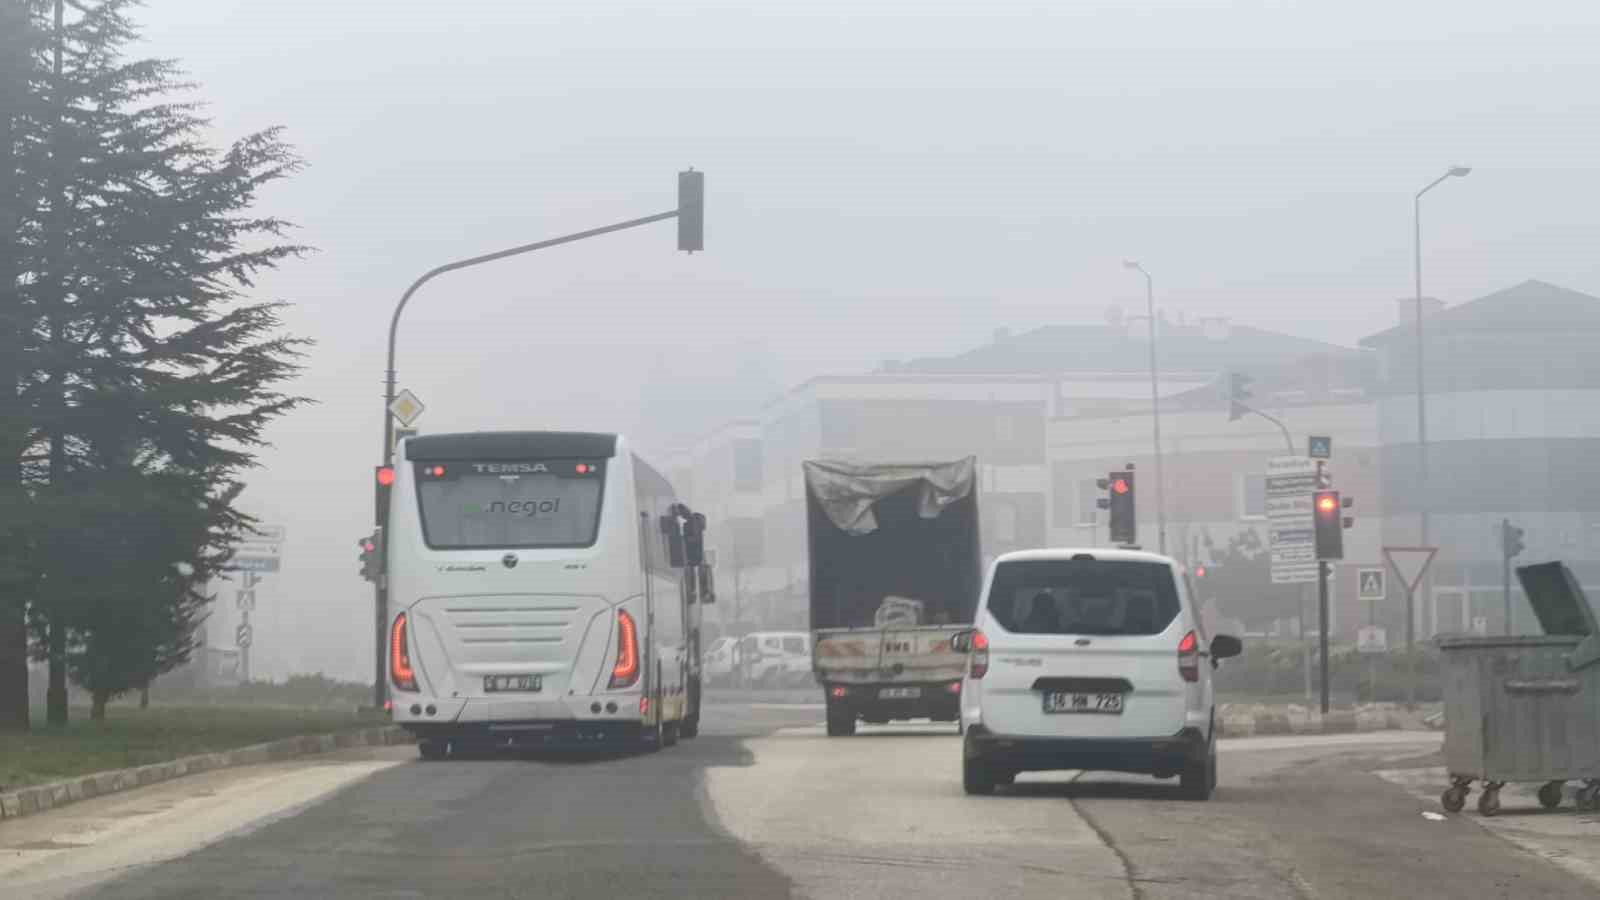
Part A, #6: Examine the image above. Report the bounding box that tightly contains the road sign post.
[1383,546,1439,709]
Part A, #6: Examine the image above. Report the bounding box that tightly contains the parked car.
[956,548,1242,800]
[702,636,737,686]
[737,631,813,689]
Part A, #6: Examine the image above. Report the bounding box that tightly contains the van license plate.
[879,687,921,699]
[484,675,542,693]
[1043,691,1123,714]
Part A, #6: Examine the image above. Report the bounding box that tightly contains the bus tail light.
[968,630,990,679]
[610,609,640,688]
[391,613,417,692]
[1178,630,1200,683]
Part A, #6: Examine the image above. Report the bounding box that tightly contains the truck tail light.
[969,630,990,679]
[1178,630,1200,683]
[390,613,417,692]
[610,609,640,688]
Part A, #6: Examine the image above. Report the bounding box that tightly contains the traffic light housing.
[684,511,707,567]
[1503,519,1525,559]
[1313,491,1343,560]
[359,528,384,583]
[1095,469,1136,545]
[1227,371,1254,422]
[678,169,704,253]
[374,465,394,525]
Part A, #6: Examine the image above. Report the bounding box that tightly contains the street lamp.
[1420,164,1465,643]
[1411,165,1469,643]
[1123,259,1167,555]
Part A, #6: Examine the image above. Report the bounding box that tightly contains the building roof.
[896,320,1352,375]
[1360,280,1600,347]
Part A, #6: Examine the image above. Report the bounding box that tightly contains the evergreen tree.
[4,0,310,724]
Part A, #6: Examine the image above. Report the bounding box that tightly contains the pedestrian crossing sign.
[1358,568,1386,601]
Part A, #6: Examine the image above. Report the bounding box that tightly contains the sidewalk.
[1217,701,1442,737]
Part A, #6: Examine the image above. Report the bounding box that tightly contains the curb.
[0,724,412,824]
[1217,707,1441,738]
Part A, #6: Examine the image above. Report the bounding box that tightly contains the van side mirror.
[950,629,977,653]
[1210,634,1243,661]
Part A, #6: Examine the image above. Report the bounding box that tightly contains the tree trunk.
[139,684,149,709]
[0,0,31,735]
[90,688,107,721]
[47,616,67,725]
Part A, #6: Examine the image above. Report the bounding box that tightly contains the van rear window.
[986,559,1180,636]
[414,460,605,549]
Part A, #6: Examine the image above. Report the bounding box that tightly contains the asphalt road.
[3,702,1596,899]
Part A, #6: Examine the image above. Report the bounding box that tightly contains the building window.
[1237,473,1266,520]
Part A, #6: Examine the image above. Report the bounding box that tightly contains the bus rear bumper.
[402,719,647,751]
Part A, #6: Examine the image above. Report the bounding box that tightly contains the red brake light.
[639,696,650,716]
[968,630,990,679]
[390,613,417,692]
[830,685,848,698]
[376,466,396,487]
[610,610,640,688]
[430,465,445,477]
[576,463,590,474]
[1178,630,1200,683]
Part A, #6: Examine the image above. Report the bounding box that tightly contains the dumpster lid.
[1515,561,1600,670]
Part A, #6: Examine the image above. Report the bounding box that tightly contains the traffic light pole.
[374,178,700,710]
[1502,518,1512,636]
[1318,561,1330,715]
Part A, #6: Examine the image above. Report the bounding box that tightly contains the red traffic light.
[1316,493,1338,514]
[376,466,395,487]
[1194,565,1206,578]
[1111,478,1130,495]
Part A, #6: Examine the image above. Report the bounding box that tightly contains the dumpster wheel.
[1577,782,1600,812]
[1538,781,1565,810]
[1477,783,1504,817]
[1441,784,1469,813]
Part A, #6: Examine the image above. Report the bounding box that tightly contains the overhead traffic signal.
[678,169,704,253]
[359,529,384,583]
[1227,371,1254,422]
[1313,491,1344,560]
[1502,519,1525,559]
[1096,467,1137,546]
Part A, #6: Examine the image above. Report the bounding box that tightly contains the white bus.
[382,431,711,759]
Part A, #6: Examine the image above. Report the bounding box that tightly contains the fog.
[129,0,1600,680]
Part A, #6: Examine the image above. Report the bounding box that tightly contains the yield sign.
[1382,546,1438,596]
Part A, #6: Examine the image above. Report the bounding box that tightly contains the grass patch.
[0,704,388,791]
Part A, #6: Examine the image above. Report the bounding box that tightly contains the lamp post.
[1123,260,1167,555]
[1411,165,1469,646]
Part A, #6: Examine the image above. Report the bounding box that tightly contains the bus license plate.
[1043,691,1123,714]
[879,686,921,699]
[484,675,542,693]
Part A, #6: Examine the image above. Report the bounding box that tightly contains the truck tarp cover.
[805,457,981,630]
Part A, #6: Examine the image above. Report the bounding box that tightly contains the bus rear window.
[414,460,604,549]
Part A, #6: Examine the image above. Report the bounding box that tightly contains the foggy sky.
[129,0,1600,680]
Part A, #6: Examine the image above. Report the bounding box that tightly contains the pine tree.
[6,0,310,724]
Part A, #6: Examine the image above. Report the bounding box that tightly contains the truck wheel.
[826,699,856,737]
[680,715,700,739]
[417,739,446,761]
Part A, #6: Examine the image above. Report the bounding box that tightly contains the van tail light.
[610,609,640,688]
[968,630,990,679]
[1178,630,1200,683]
[390,613,417,692]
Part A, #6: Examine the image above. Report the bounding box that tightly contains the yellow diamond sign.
[388,389,425,427]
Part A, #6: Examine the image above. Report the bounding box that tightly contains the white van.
[956,548,1242,799]
[737,631,812,688]
[383,431,711,758]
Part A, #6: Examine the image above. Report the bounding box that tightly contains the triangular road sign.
[1383,546,1438,596]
